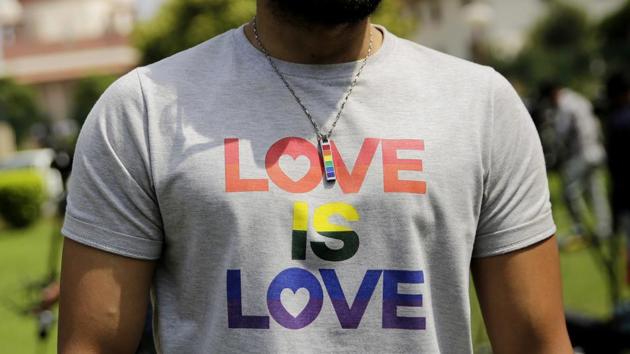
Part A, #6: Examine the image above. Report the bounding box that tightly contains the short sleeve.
[473,70,556,257]
[61,68,163,260]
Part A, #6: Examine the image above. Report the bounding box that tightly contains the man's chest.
[148,81,487,248]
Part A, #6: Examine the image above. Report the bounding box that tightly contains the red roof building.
[2,0,139,121]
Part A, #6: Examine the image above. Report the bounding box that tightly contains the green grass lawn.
[0,173,627,353]
[0,217,61,354]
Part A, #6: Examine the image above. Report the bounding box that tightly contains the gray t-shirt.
[62,23,556,353]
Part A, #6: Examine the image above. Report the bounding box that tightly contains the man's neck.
[244,3,383,65]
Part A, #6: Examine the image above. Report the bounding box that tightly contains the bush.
[490,1,599,98]
[0,169,46,228]
[71,75,118,128]
[599,0,630,77]
[0,78,45,145]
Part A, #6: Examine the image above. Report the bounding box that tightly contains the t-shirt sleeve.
[61,68,163,260]
[473,69,556,258]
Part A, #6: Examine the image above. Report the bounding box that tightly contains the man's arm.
[58,238,156,354]
[471,235,572,354]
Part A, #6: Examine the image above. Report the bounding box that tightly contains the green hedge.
[0,169,46,228]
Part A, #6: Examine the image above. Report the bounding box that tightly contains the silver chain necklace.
[250,16,374,182]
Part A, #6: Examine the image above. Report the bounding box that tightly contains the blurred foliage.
[598,0,630,78]
[489,1,599,98]
[0,169,46,228]
[71,75,118,128]
[133,0,419,65]
[133,0,256,65]
[372,0,418,38]
[0,79,45,145]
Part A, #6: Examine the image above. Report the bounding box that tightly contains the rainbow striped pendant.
[319,137,336,182]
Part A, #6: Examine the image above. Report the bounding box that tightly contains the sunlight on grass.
[0,218,60,354]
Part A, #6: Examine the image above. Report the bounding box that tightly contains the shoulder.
[380,28,511,103]
[133,28,238,88]
[91,27,241,116]
[391,31,495,85]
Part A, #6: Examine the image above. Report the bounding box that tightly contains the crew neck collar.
[232,22,396,79]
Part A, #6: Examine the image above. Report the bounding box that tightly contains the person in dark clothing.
[605,73,630,283]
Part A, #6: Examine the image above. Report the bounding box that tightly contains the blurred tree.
[371,0,418,39]
[71,74,118,127]
[133,0,256,65]
[133,0,419,65]
[0,79,44,145]
[491,1,598,98]
[599,0,630,77]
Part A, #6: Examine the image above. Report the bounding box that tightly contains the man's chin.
[267,0,382,25]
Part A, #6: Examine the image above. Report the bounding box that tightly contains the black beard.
[268,0,382,25]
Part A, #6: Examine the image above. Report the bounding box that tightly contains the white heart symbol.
[280,288,310,318]
[278,155,312,181]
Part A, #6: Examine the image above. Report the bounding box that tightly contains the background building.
[1,0,141,122]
